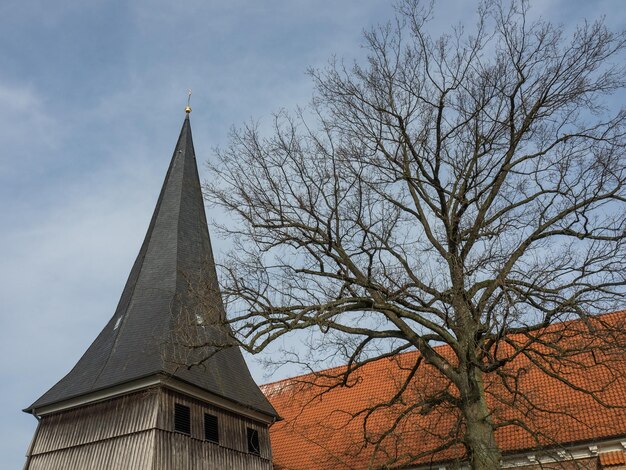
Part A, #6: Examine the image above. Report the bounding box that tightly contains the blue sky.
[0,0,624,467]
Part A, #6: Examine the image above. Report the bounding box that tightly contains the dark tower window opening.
[174,403,191,435]
[247,427,260,455]
[204,413,219,443]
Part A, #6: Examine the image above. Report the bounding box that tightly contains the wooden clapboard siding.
[158,388,272,461]
[31,389,158,455]
[153,429,272,469]
[27,429,156,470]
[26,386,273,469]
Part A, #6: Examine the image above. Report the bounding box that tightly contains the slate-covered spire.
[27,113,278,419]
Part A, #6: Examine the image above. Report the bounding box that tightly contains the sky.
[0,0,624,467]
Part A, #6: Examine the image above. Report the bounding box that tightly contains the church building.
[23,108,279,469]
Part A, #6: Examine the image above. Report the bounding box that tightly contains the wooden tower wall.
[25,388,273,470]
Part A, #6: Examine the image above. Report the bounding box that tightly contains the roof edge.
[24,375,163,416]
[261,308,626,392]
[25,373,280,423]
[161,376,280,424]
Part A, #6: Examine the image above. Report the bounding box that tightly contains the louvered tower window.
[247,427,260,455]
[174,403,191,434]
[204,413,219,443]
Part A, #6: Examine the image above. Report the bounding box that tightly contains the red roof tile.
[263,311,626,469]
[600,450,626,466]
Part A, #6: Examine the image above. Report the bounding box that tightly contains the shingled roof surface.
[263,311,626,469]
[600,450,626,467]
[27,115,278,419]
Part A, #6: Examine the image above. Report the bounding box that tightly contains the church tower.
[23,109,279,469]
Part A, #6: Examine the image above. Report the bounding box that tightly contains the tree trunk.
[462,368,502,470]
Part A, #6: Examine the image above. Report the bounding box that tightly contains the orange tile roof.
[600,451,626,466]
[263,311,626,469]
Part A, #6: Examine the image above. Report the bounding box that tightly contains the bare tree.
[205,1,626,468]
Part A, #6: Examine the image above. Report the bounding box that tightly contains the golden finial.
[185,89,192,113]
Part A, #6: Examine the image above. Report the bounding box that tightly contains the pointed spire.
[27,114,278,419]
